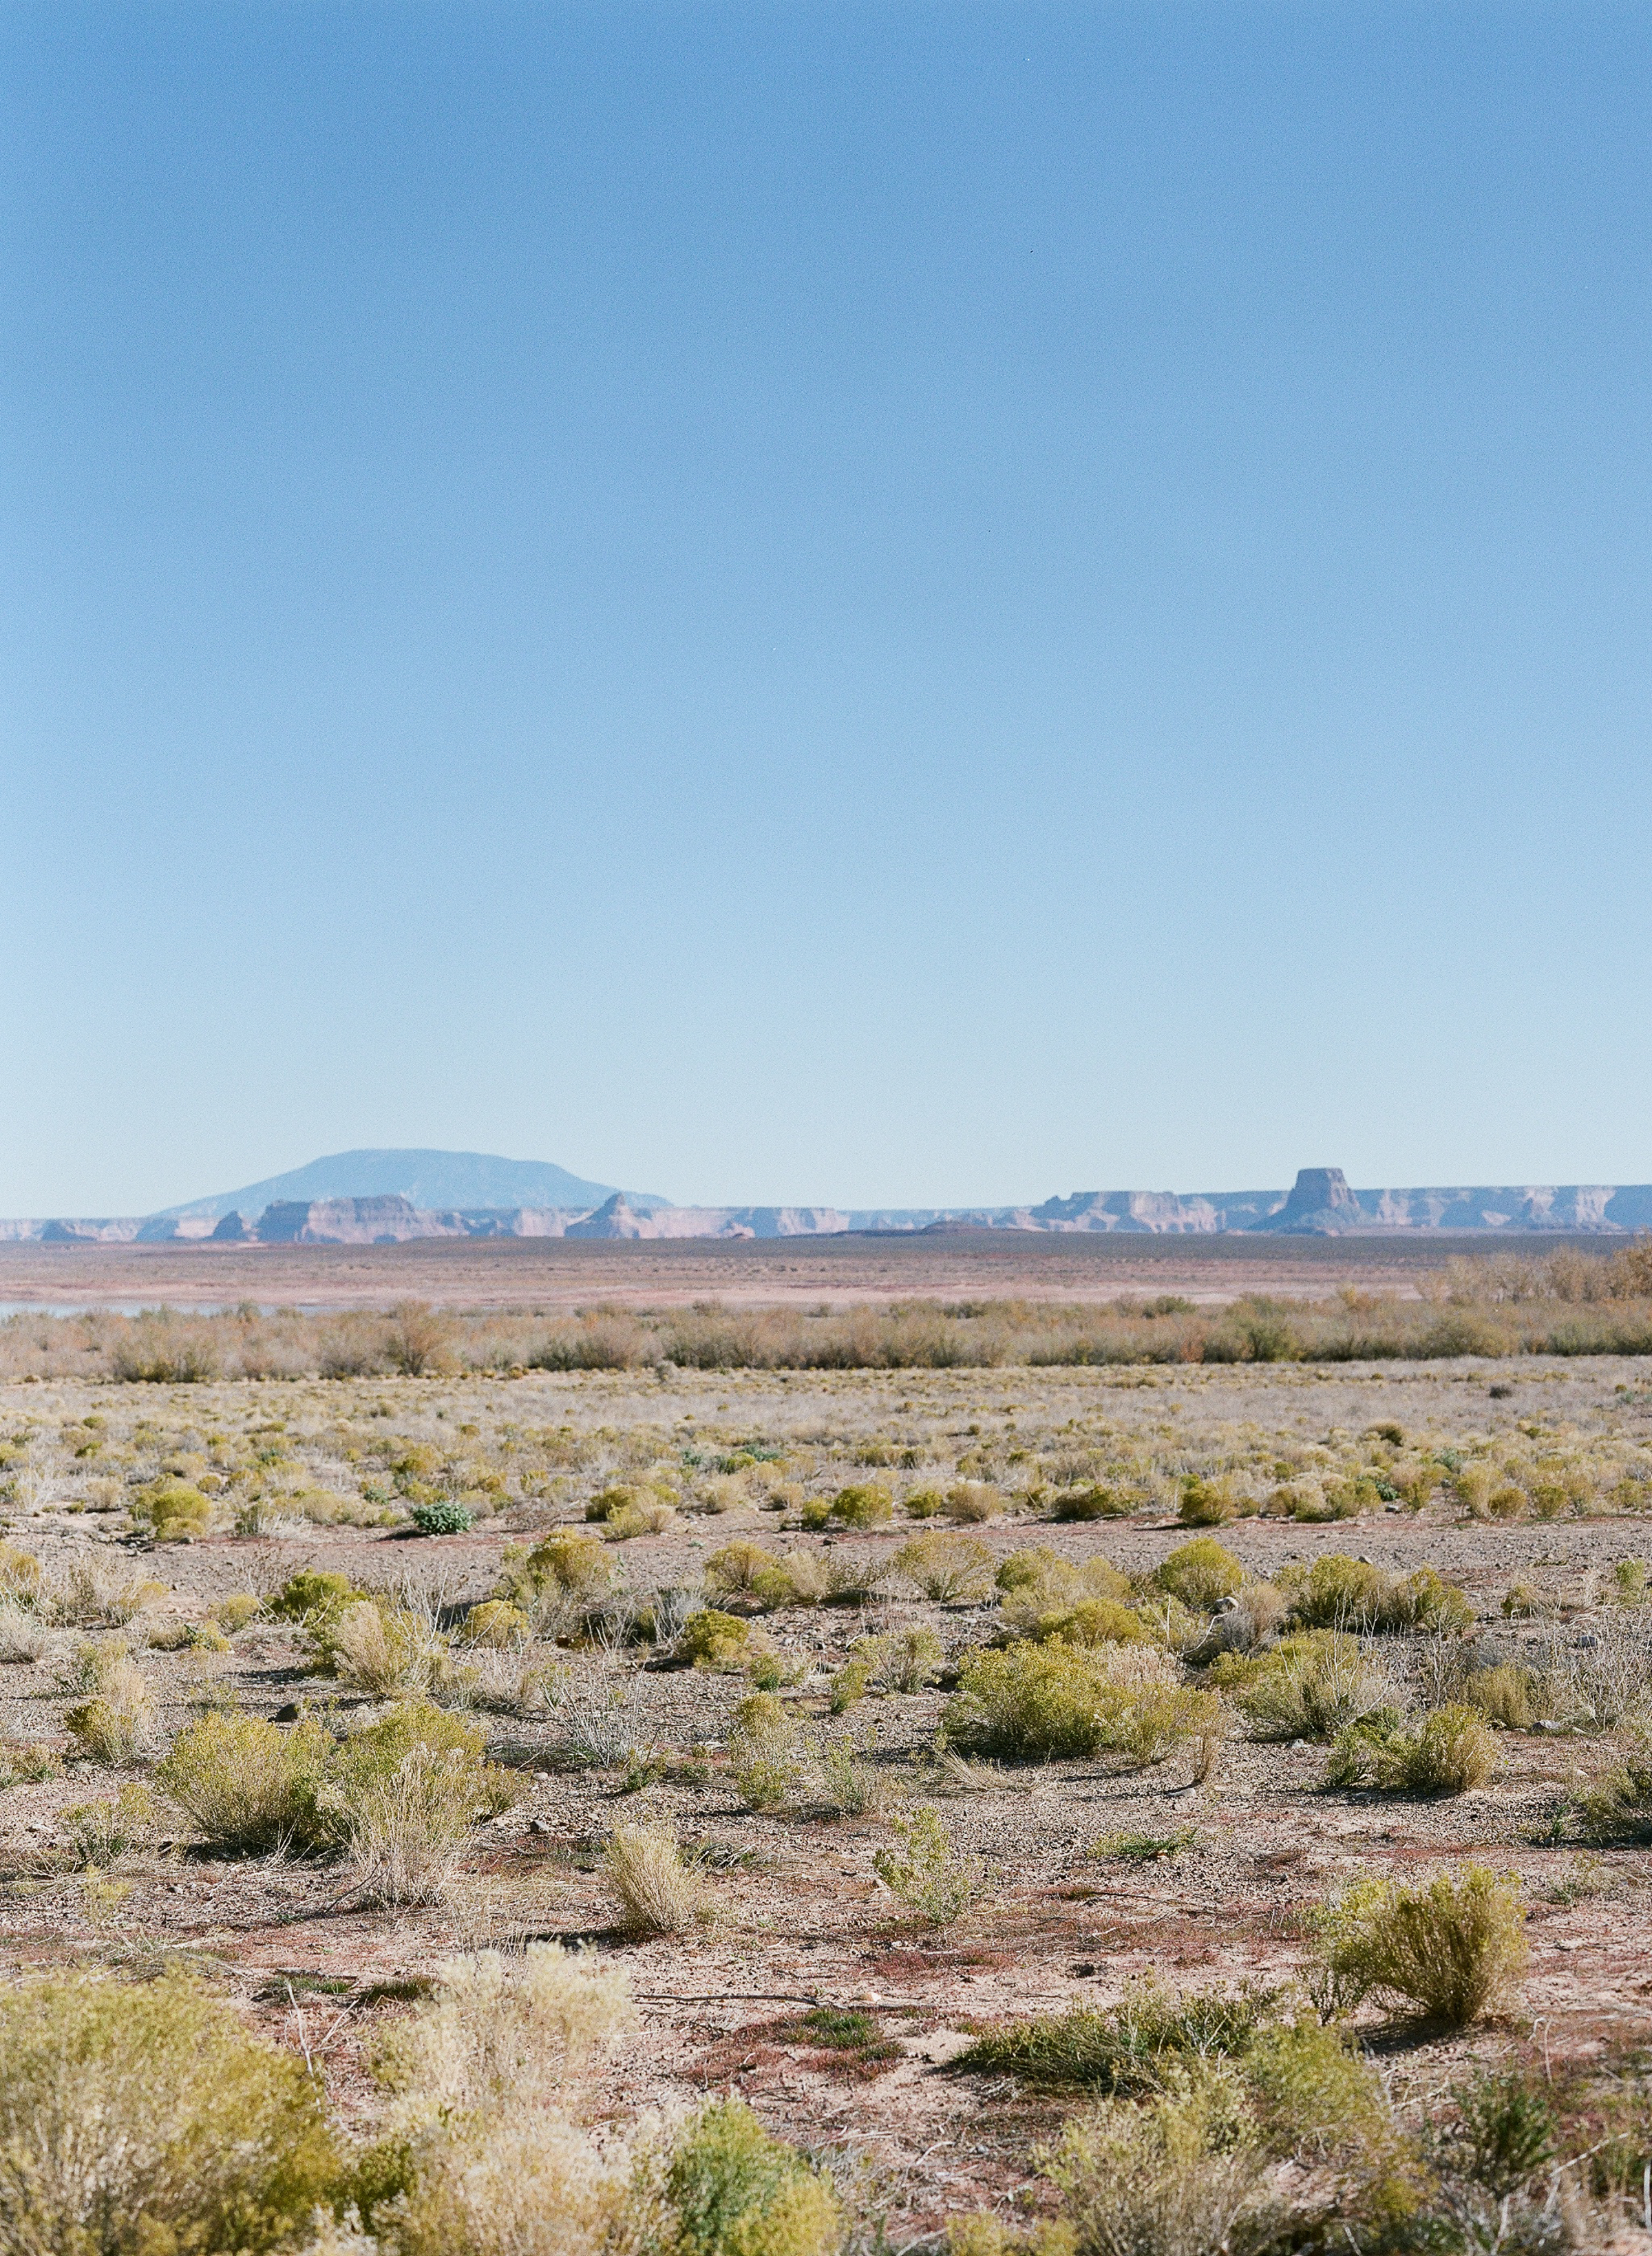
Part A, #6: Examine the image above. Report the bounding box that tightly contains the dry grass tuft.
[604,1822,710,1935]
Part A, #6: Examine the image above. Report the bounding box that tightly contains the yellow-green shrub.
[1287,1554,1474,1634]
[678,1609,755,1669]
[0,1968,337,2251]
[828,1482,893,1529]
[1312,1867,1527,2028]
[209,1593,262,1635]
[873,1805,981,1926]
[943,1643,1218,1765]
[158,1709,335,1852]
[1325,1705,1497,1795]
[268,1569,362,1623]
[666,2099,841,2256]
[500,1531,615,1603]
[131,1479,213,1541]
[459,1599,529,1648]
[1152,1538,1245,1610]
[1019,1596,1148,1649]
[1178,1477,1241,1526]
[1217,1631,1391,1741]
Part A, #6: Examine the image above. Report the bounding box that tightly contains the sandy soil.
[3,1357,1651,2233]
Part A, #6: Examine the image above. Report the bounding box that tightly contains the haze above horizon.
[6,3,1651,1216]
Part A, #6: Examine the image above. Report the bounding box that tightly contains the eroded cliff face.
[9,1172,1651,1243]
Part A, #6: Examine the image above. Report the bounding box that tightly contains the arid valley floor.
[6,1337,1652,2248]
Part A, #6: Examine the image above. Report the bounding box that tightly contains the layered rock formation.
[8,1167,1652,1243]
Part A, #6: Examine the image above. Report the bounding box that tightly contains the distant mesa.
[3,1153,1652,1245]
[153,1147,671,1223]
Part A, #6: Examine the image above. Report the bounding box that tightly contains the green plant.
[955,1978,1275,2094]
[1178,1477,1240,1527]
[705,1540,787,1599]
[500,1531,615,1605]
[63,1782,156,1870]
[943,1642,1218,1765]
[268,1569,362,1622]
[1019,1596,1148,1649]
[1446,2066,1556,2198]
[894,1531,995,1603]
[1152,1539,1245,1610]
[131,1478,214,1541]
[411,1499,476,1536]
[209,1592,262,1634]
[873,1805,982,1926]
[827,1654,873,1713]
[158,1709,335,1852]
[1218,1630,1392,1741]
[1311,1866,1527,2029]
[727,1692,807,1810]
[840,1625,944,1699]
[1286,1554,1474,1635]
[604,1822,709,1935]
[0,1967,337,2251]
[819,1736,885,1815]
[829,1482,893,1529]
[1570,1738,1652,1842]
[1048,1484,1133,1521]
[460,1599,529,1648]
[1090,1826,1196,1863]
[775,2005,902,2068]
[1461,1661,1547,1729]
[1324,1704,1497,1796]
[679,1609,755,1669]
[666,2099,841,2256]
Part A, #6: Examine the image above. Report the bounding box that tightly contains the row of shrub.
[10,1274,1652,1380]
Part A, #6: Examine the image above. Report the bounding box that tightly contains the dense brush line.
[6,1258,1652,1381]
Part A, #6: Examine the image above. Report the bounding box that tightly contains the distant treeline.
[3,1245,1652,1381]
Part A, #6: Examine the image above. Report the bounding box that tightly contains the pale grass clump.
[533,1662,650,1769]
[772,1550,829,1605]
[329,1597,450,1698]
[894,1531,995,1603]
[63,1647,158,1766]
[604,1822,710,1935]
[368,1948,641,2256]
[1041,2058,1267,2256]
[0,1599,47,1663]
[45,1560,161,1630]
[383,2113,637,2256]
[344,1749,474,1904]
[376,1943,635,2120]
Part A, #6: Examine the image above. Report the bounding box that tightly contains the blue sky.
[3,1,1650,1215]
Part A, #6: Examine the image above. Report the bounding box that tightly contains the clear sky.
[4,1,1650,1216]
